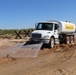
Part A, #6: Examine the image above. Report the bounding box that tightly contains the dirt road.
[0,39,76,75]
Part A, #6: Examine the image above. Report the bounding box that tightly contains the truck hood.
[32,30,51,33]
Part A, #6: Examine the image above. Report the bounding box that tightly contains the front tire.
[49,38,55,48]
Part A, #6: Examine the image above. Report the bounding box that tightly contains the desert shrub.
[0,28,34,39]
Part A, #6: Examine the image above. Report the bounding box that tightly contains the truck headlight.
[43,35,49,39]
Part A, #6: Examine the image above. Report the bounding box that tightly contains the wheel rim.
[71,36,73,43]
[67,37,70,44]
[51,39,54,48]
[67,40,70,44]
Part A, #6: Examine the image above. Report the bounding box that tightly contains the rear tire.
[49,38,55,48]
[70,36,74,43]
[66,36,70,44]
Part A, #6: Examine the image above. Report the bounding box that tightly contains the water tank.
[48,20,75,33]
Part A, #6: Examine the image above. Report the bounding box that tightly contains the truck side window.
[55,24,59,30]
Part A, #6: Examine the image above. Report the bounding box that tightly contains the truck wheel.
[66,36,70,44]
[49,38,55,48]
[70,36,74,43]
[59,39,63,44]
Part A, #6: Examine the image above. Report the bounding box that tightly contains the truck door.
[54,24,59,38]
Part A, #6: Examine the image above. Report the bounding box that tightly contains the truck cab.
[30,21,59,48]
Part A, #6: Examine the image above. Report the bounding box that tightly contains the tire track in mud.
[54,68,76,75]
[25,44,76,75]
[54,44,75,62]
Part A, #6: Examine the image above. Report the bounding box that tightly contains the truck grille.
[32,33,41,38]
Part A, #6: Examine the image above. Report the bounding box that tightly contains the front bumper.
[30,38,50,44]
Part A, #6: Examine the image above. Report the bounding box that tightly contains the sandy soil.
[0,39,76,75]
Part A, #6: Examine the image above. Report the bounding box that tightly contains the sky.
[0,0,76,29]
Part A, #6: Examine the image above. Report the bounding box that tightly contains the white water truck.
[29,20,76,48]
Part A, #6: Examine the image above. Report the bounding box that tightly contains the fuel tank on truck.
[48,20,76,33]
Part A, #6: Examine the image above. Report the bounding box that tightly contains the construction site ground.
[0,38,76,75]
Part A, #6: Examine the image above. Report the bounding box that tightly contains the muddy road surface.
[0,39,76,75]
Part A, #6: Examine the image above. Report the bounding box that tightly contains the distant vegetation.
[0,28,34,39]
[0,28,76,39]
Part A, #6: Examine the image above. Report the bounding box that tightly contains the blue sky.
[0,0,76,29]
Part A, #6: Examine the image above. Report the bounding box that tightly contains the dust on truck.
[29,20,76,48]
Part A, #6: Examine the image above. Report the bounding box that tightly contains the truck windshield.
[36,23,53,31]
